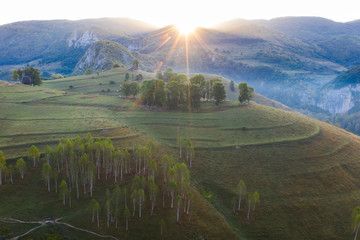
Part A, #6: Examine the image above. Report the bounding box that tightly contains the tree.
[42,163,52,192]
[84,68,93,75]
[189,83,202,108]
[238,82,254,103]
[44,145,52,164]
[106,199,111,227]
[230,80,235,92]
[129,82,140,98]
[131,190,138,216]
[160,219,166,236]
[156,70,163,80]
[24,66,42,85]
[124,207,130,231]
[236,180,246,210]
[353,207,360,240]
[0,151,6,185]
[132,59,139,70]
[96,70,100,76]
[120,82,131,97]
[17,69,23,81]
[89,199,98,223]
[247,194,253,220]
[176,195,182,222]
[151,183,159,216]
[190,74,206,97]
[163,68,175,81]
[135,74,143,81]
[11,70,18,81]
[138,189,145,218]
[125,72,130,81]
[15,158,26,179]
[7,164,14,184]
[28,145,40,167]
[253,191,260,210]
[141,79,166,106]
[212,82,226,105]
[59,180,68,206]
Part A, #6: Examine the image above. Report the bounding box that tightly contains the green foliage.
[120,82,131,97]
[141,79,166,106]
[84,68,93,75]
[229,80,235,92]
[23,66,42,86]
[51,74,64,79]
[163,68,175,81]
[11,70,18,81]
[156,70,163,80]
[135,74,143,81]
[125,72,130,81]
[129,82,140,97]
[132,59,139,70]
[113,63,121,68]
[212,82,226,105]
[190,83,202,108]
[238,82,254,103]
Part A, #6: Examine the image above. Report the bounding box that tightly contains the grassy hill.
[1,69,360,239]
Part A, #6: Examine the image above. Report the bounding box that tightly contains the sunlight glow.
[176,24,196,35]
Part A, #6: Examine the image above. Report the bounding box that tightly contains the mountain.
[3,17,360,133]
[0,18,157,78]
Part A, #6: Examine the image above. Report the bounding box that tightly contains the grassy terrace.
[0,70,360,239]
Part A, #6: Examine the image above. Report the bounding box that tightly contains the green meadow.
[0,69,360,239]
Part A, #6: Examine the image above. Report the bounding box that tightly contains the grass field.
[1,69,360,239]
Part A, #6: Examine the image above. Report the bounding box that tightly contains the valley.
[1,67,360,239]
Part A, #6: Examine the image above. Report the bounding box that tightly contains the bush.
[112,63,121,68]
[109,80,116,85]
[69,85,74,89]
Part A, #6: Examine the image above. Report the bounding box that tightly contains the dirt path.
[0,217,119,240]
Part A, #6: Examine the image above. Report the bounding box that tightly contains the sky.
[1,0,359,28]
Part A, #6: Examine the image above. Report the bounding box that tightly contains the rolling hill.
[1,68,360,239]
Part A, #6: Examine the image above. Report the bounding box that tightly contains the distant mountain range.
[2,16,360,129]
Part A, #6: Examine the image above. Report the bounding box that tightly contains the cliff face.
[67,30,100,48]
[317,86,360,114]
[74,40,134,74]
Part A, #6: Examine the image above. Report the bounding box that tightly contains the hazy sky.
[1,0,359,27]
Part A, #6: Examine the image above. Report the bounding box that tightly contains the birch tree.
[138,189,145,218]
[176,195,182,222]
[247,194,253,220]
[353,207,360,240]
[124,207,130,231]
[0,151,6,185]
[236,180,246,210]
[28,145,40,167]
[59,180,68,206]
[151,183,159,216]
[7,164,14,184]
[131,190,138,216]
[42,163,52,192]
[15,158,26,179]
[252,191,260,210]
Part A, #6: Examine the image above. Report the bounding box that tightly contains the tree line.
[120,69,254,108]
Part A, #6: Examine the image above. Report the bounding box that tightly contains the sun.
[176,23,196,35]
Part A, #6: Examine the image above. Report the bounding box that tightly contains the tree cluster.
[11,66,42,86]
[0,150,27,185]
[120,82,140,98]
[140,71,226,109]
[22,133,196,233]
[232,180,260,220]
[238,82,254,103]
